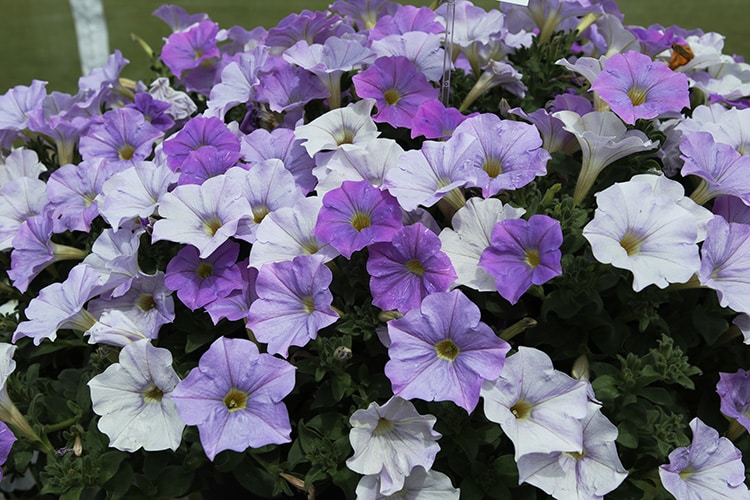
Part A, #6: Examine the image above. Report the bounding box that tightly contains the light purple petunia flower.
[367,223,457,313]
[369,5,444,41]
[481,346,589,460]
[160,20,220,79]
[680,131,750,206]
[659,418,750,499]
[46,158,128,233]
[78,107,163,165]
[242,127,317,195]
[717,369,750,433]
[283,36,375,108]
[0,148,46,187]
[590,51,689,125]
[265,10,354,50]
[0,80,47,132]
[152,4,208,33]
[370,32,446,83]
[479,214,563,304]
[256,57,330,114]
[164,241,242,311]
[206,47,269,119]
[384,133,476,212]
[347,396,442,496]
[0,176,48,251]
[171,337,296,461]
[12,264,103,345]
[699,216,750,314]
[455,113,550,197]
[162,115,241,173]
[517,402,628,499]
[353,56,438,130]
[82,227,143,299]
[330,0,399,30]
[247,254,338,357]
[294,98,380,158]
[385,290,510,412]
[9,215,87,293]
[176,145,243,186]
[314,180,403,259]
[713,195,750,225]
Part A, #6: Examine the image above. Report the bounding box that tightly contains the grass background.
[0,0,745,93]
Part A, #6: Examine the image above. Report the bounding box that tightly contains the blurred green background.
[0,0,745,93]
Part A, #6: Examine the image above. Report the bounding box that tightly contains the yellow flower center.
[223,388,249,412]
[118,144,135,160]
[335,127,356,146]
[405,259,425,276]
[203,216,223,237]
[510,398,532,420]
[142,384,164,403]
[196,262,214,279]
[136,293,156,312]
[565,450,586,460]
[350,211,371,232]
[482,157,503,178]
[373,417,394,436]
[435,339,460,361]
[252,205,270,224]
[619,230,643,256]
[627,86,648,106]
[301,296,315,314]
[384,89,402,106]
[525,249,540,268]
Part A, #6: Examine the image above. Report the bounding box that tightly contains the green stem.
[43,415,79,434]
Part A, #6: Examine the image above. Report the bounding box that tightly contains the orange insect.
[669,43,695,70]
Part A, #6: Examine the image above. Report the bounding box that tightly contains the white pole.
[440,0,456,106]
[69,0,110,76]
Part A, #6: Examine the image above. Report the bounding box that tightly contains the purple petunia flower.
[314,180,403,259]
[0,421,15,482]
[0,79,47,132]
[385,290,510,412]
[367,223,456,313]
[659,418,750,499]
[164,241,242,311]
[352,56,438,130]
[590,51,689,125]
[680,131,750,205]
[241,127,317,195]
[171,337,296,461]
[160,20,220,79]
[162,115,241,173]
[126,92,175,132]
[455,113,550,197]
[410,99,474,140]
[717,369,750,433]
[247,254,338,357]
[479,214,563,304]
[78,107,163,165]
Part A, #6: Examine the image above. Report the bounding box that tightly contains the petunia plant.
[0,0,749,498]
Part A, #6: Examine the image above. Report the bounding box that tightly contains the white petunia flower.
[88,339,184,452]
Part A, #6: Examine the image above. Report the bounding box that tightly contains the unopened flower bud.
[333,346,352,361]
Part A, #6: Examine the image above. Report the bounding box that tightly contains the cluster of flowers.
[1,0,750,497]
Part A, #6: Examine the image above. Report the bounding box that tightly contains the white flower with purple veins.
[151,171,252,258]
[481,347,589,460]
[583,174,711,292]
[294,98,380,157]
[554,110,659,204]
[88,340,184,452]
[249,196,339,269]
[355,466,460,500]
[659,418,750,499]
[0,148,46,187]
[347,397,442,496]
[439,197,526,292]
[517,402,628,499]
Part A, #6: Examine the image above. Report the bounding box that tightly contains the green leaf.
[103,462,133,500]
[96,451,126,484]
[156,465,193,497]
